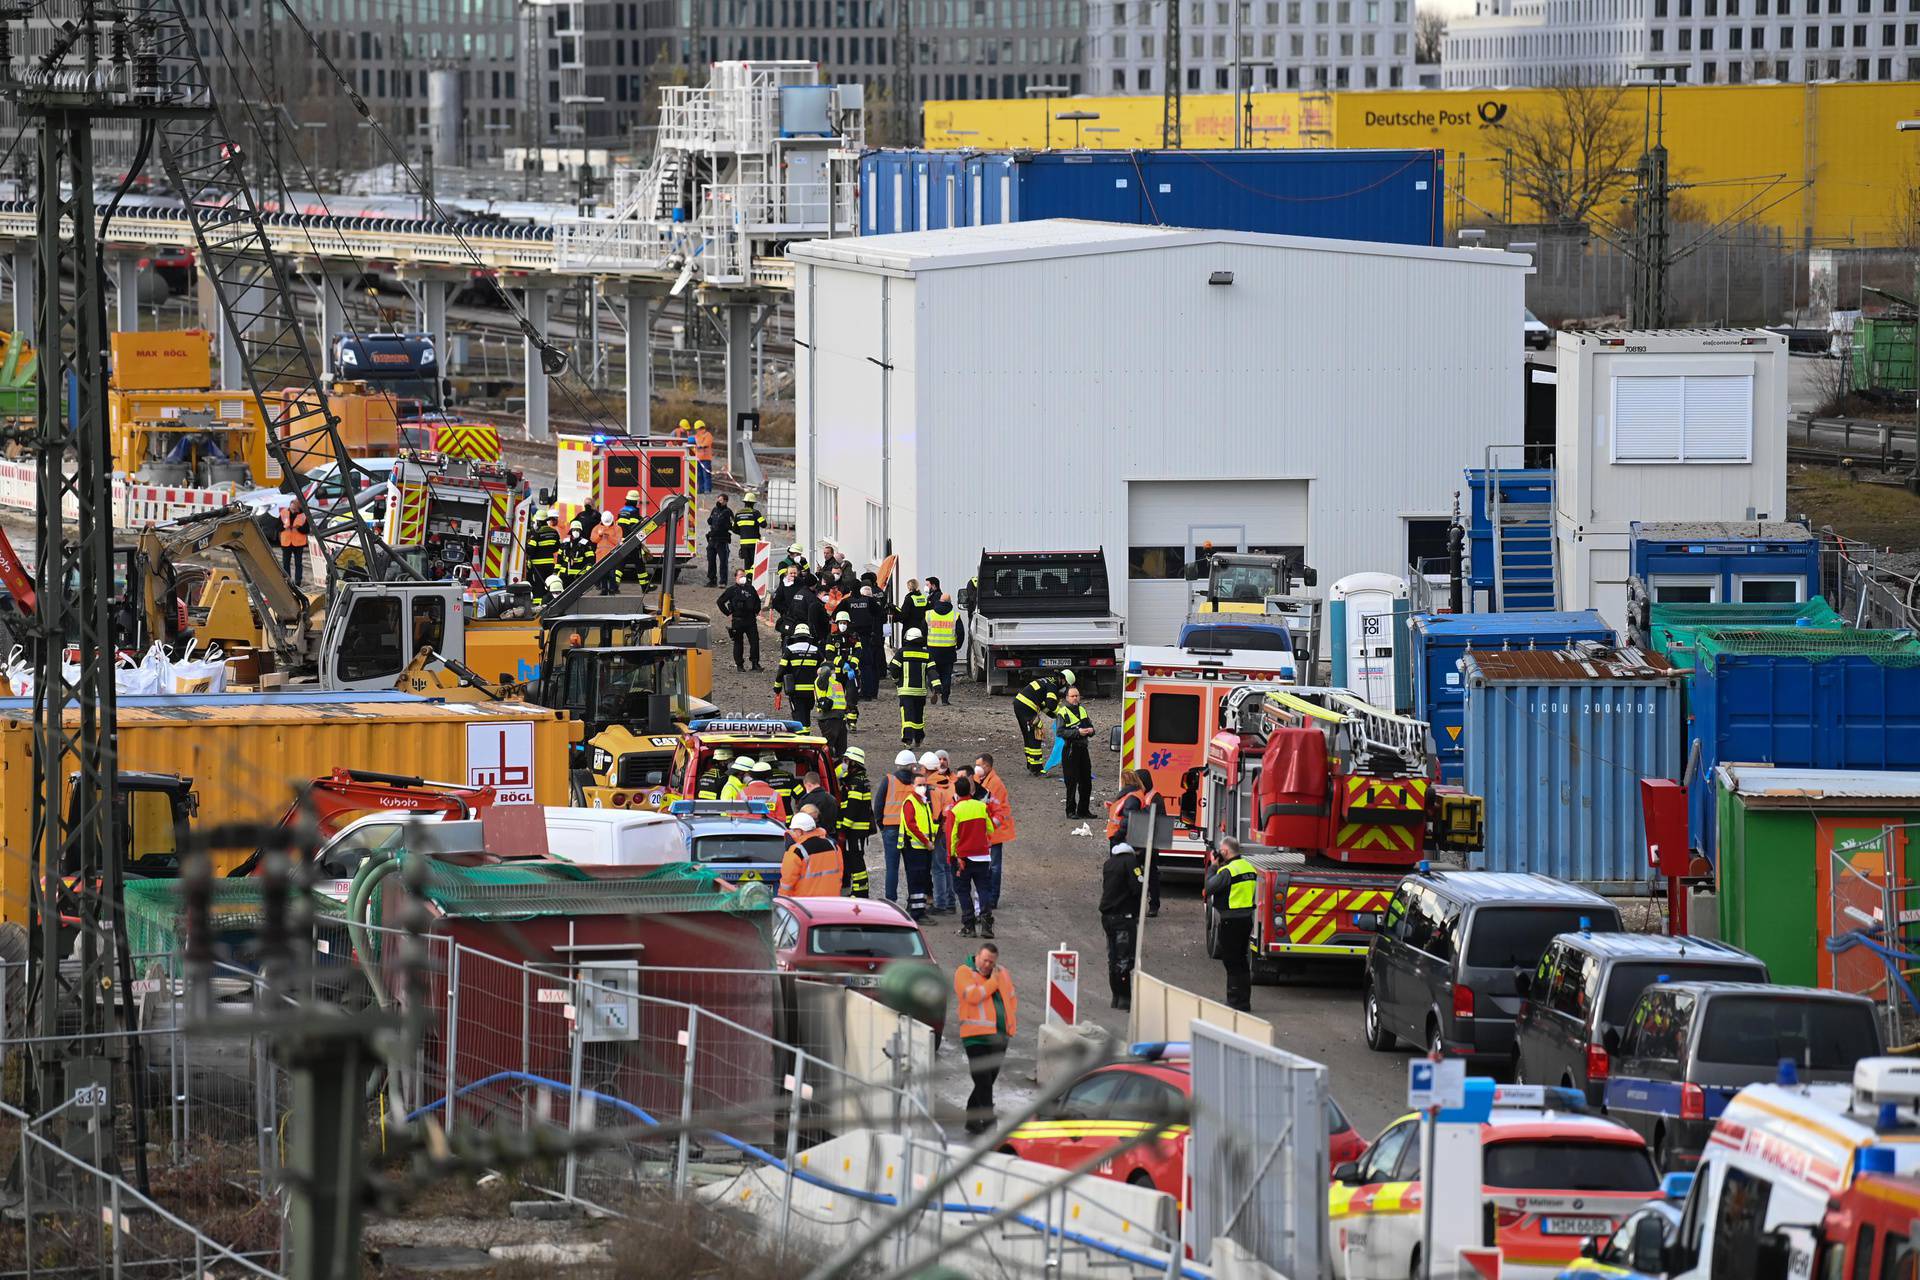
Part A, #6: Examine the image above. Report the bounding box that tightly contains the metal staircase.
[1482,445,1560,612]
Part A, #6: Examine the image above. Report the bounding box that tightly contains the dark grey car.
[1514,933,1766,1107]
[1360,871,1622,1067]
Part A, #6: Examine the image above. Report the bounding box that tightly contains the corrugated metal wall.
[798,235,1525,622]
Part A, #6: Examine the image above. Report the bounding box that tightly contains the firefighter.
[814,661,850,757]
[695,749,732,800]
[1013,670,1072,775]
[899,770,937,920]
[777,542,811,582]
[1098,841,1145,1009]
[777,623,822,726]
[560,524,595,588]
[734,493,763,570]
[717,568,762,671]
[718,756,754,801]
[705,494,733,586]
[524,508,561,607]
[1058,685,1096,818]
[1205,836,1260,1013]
[779,813,843,898]
[692,418,714,494]
[890,627,932,748]
[836,746,873,898]
[923,590,964,705]
[616,489,644,584]
[827,610,862,729]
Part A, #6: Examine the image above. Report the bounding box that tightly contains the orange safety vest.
[780,839,844,897]
[880,773,912,827]
[743,779,786,821]
[280,508,310,548]
[1106,787,1146,842]
[928,770,956,823]
[694,426,714,462]
[954,963,1017,1040]
[979,770,1016,845]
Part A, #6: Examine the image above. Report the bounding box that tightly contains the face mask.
[915,784,928,797]
[735,577,747,586]
[973,765,986,778]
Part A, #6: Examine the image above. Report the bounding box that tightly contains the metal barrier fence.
[1819,529,1920,632]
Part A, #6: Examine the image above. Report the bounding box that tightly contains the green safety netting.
[410,857,772,921]
[1651,599,1846,672]
[122,879,349,959]
[1695,626,1920,672]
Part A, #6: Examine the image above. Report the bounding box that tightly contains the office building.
[1087,0,1414,95]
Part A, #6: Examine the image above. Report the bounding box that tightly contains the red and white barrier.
[0,457,243,529]
[752,539,771,598]
[1046,946,1078,1028]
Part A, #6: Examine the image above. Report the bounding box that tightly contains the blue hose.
[407,1069,1205,1277]
[1825,929,1920,1015]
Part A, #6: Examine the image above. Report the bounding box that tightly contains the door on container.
[1815,814,1910,993]
[1126,479,1310,647]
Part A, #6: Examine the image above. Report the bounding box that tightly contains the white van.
[543,807,688,868]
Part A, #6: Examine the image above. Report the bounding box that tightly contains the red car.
[1002,1046,1365,1196]
[772,896,942,1033]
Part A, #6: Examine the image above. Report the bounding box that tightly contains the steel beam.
[725,300,752,478]
[625,282,654,435]
[112,254,140,333]
[215,283,266,391]
[11,245,32,338]
[523,286,551,442]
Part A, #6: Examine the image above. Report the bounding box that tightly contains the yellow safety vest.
[1222,857,1259,911]
[925,609,959,650]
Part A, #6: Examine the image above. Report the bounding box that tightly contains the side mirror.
[1603,1026,1623,1055]
[1630,1213,1670,1276]
[1107,725,1122,753]
[1332,1161,1362,1185]
[1579,1238,1600,1260]
[1353,912,1380,933]
[1514,971,1532,996]
[1754,1231,1793,1280]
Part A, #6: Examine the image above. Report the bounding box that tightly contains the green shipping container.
[1851,315,1917,393]
[1649,598,1845,673]
[1716,764,1920,991]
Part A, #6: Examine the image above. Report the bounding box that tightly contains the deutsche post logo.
[1477,100,1508,125]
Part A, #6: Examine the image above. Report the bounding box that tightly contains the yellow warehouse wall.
[922,81,1920,245]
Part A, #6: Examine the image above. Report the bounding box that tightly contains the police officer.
[1098,841,1145,1010]
[705,493,733,586]
[1058,685,1096,818]
[524,508,561,607]
[896,578,930,641]
[734,493,763,570]
[695,749,733,800]
[778,623,822,726]
[814,661,850,757]
[846,584,886,701]
[616,489,644,585]
[836,746,873,898]
[890,626,933,748]
[923,591,964,704]
[1205,836,1260,1012]
[717,568,762,671]
[1013,670,1072,775]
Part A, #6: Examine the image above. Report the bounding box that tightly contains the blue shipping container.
[862,147,1447,247]
[1687,629,1920,857]
[1461,649,1683,886]
[1464,468,1554,594]
[1628,522,1820,625]
[1410,611,1618,784]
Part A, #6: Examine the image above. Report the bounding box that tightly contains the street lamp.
[1056,109,1100,148]
[1026,83,1068,149]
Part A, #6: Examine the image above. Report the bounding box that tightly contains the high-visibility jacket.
[978,770,1016,844]
[878,770,914,828]
[1106,786,1151,841]
[561,538,596,580]
[1058,702,1091,746]
[590,521,621,560]
[946,796,995,861]
[1212,856,1260,916]
[780,836,844,897]
[778,640,821,693]
[693,425,714,462]
[837,764,874,835]
[901,791,936,851]
[1014,676,1063,717]
[617,503,643,543]
[734,507,764,543]
[924,606,960,651]
[696,767,725,800]
[719,774,749,801]
[891,646,931,696]
[743,778,785,819]
[816,669,849,716]
[927,769,956,822]
[954,963,1017,1041]
[524,523,561,576]
[280,508,310,548]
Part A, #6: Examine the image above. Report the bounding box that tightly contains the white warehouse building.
[788,220,1529,646]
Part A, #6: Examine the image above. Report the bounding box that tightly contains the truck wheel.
[1363,980,1398,1052]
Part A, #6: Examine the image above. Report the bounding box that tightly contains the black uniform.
[797,784,840,834]
[1013,675,1066,774]
[524,521,561,606]
[889,641,932,747]
[705,502,733,585]
[733,502,764,569]
[615,503,644,585]
[1098,847,1146,1008]
[845,593,885,700]
[895,590,930,640]
[836,760,873,897]
[922,601,964,704]
[770,577,806,640]
[1206,855,1260,1012]
[777,633,823,726]
[717,580,762,670]
[560,534,595,587]
[1058,700,1094,817]
[1113,790,1164,915]
[814,666,850,757]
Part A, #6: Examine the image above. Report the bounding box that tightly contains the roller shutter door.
[1126,479,1311,647]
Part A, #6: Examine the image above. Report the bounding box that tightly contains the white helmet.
[789,543,804,555]
[906,628,923,641]
[1061,670,1076,685]
[789,812,817,833]
[894,749,917,766]
[917,752,939,770]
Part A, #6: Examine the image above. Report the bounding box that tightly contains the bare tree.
[1415,9,1448,64]
[1492,82,1639,227]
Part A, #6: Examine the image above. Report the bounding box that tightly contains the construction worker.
[1205,835,1260,1012]
[560,524,596,589]
[872,749,919,903]
[955,944,1016,1135]
[696,748,733,800]
[1013,670,1072,775]
[1058,685,1096,818]
[692,418,715,494]
[616,489,644,584]
[890,627,932,747]
[1107,768,1164,917]
[524,508,561,607]
[705,493,733,586]
[1099,841,1145,1010]
[836,746,873,898]
[899,768,937,920]
[814,662,850,757]
[279,496,310,587]
[734,493,763,570]
[777,623,822,726]
[779,813,843,898]
[591,511,622,594]
[718,756,754,801]
[923,591,964,704]
[973,753,1014,909]
[717,569,762,671]
[947,776,998,939]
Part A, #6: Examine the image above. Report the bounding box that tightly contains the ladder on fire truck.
[1226,685,1437,775]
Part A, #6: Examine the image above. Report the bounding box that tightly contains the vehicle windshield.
[1483,1140,1658,1192]
[576,652,689,725]
[1209,561,1282,601]
[1466,907,1620,968]
[1182,625,1294,653]
[981,558,1105,602]
[693,833,787,865]
[1696,996,1881,1069]
[1600,962,1764,1030]
[1525,309,1544,325]
[808,925,927,958]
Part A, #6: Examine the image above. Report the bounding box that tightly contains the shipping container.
[0,691,579,924]
[862,147,1447,246]
[1688,629,1920,859]
[108,329,212,392]
[1647,598,1844,673]
[1628,521,1820,638]
[1714,764,1920,989]
[1461,648,1682,887]
[1851,315,1916,393]
[1408,610,1617,784]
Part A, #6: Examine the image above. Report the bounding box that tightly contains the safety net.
[1651,600,1845,671]
[122,879,351,960]
[410,858,773,920]
[1695,627,1920,671]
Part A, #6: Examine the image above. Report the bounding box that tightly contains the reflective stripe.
[925,610,958,649]
[1223,858,1258,911]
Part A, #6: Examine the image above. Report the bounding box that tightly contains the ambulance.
[1114,643,1298,870]
[1624,1060,1920,1280]
[554,430,696,560]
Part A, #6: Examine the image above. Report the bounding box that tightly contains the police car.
[1558,1183,1687,1280]
[1330,1088,1661,1280]
[672,799,789,886]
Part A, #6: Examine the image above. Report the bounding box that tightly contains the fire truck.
[554,431,696,560]
[383,453,531,586]
[1116,643,1300,872]
[1200,686,1483,975]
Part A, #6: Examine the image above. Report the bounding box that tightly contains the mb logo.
[1477,100,1508,126]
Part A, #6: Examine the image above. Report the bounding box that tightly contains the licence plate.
[1039,657,1073,667]
[1540,1217,1615,1237]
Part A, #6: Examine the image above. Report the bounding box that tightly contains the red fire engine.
[1201,686,1483,975]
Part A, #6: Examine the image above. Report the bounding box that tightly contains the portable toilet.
[1329,572,1408,709]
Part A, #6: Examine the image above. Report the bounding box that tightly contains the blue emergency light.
[1859,1145,1898,1175]
[1777,1059,1799,1086]
[1130,1041,1191,1062]
[1660,1172,1695,1200]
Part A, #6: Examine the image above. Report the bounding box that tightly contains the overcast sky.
[1420,0,1475,20]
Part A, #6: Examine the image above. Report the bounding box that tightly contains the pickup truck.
[962,549,1126,697]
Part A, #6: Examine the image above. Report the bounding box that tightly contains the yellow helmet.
[694,418,706,429]
[678,418,691,430]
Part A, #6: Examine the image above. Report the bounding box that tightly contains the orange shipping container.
[109,329,212,391]
[261,383,401,474]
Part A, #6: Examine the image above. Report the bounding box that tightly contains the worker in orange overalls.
[279,497,310,587]
[693,418,715,495]
[779,813,844,897]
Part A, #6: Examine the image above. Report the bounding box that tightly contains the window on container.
[1610,373,1754,463]
[815,482,840,541]
[1145,692,1202,745]
[1650,576,1719,604]
[1129,546,1186,580]
[1734,575,1805,604]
